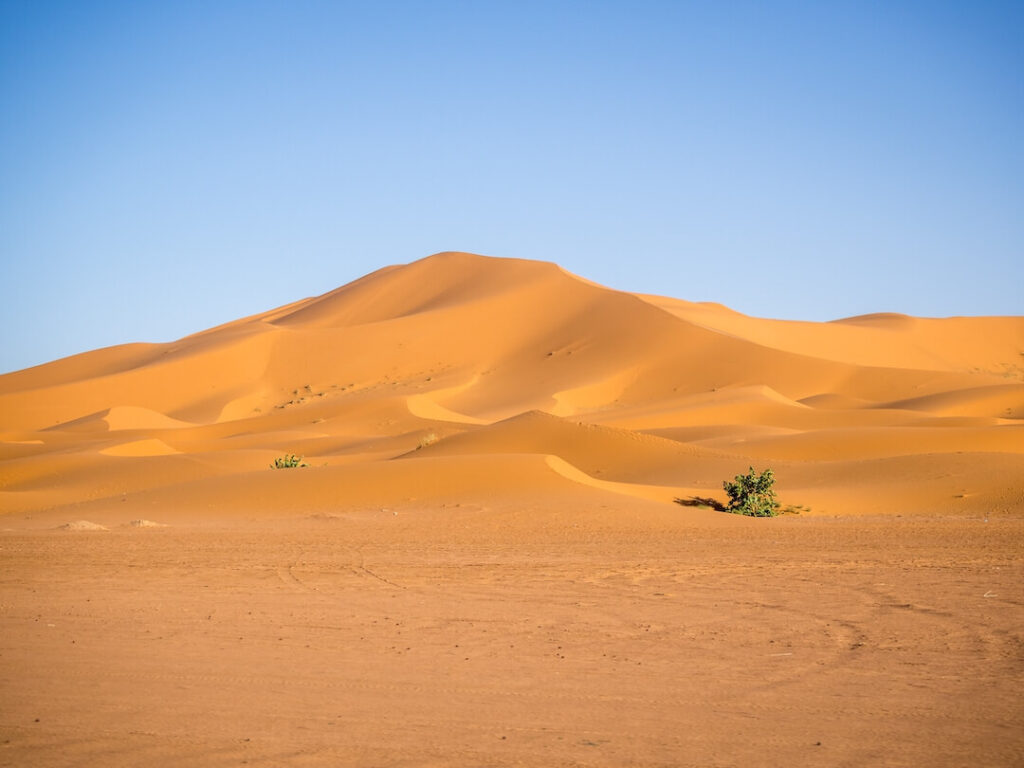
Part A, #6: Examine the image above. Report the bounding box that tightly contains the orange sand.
[1,252,1022,766]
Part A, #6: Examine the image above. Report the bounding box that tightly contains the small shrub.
[271,454,308,469]
[723,466,780,517]
[780,504,807,515]
[416,432,439,450]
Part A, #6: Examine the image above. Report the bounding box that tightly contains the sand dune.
[2,252,1023,766]
[642,295,1024,374]
[1,251,1021,520]
[100,438,180,457]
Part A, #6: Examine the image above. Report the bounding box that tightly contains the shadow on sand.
[674,496,727,512]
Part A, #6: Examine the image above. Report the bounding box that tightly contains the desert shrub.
[723,466,780,517]
[416,432,439,450]
[271,454,307,469]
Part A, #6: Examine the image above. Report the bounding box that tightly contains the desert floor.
[2,504,1022,767]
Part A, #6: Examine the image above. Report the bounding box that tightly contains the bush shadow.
[674,496,727,512]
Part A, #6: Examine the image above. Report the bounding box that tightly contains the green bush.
[271,454,307,469]
[723,466,780,517]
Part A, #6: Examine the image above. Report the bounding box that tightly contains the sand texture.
[1,251,1022,766]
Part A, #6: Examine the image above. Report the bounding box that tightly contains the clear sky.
[1,1,1022,374]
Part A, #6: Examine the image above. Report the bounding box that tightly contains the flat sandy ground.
[2,505,1022,767]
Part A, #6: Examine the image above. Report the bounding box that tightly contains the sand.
[1,251,1022,766]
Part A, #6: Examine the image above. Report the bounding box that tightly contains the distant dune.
[1,251,1022,522]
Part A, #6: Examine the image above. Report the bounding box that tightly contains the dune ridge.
[1,251,1021,522]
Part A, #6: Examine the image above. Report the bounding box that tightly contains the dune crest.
[0,251,1021,520]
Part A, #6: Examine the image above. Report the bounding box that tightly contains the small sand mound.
[59,520,108,531]
[128,519,167,528]
[100,438,179,457]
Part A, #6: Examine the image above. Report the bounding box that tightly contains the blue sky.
[1,1,1021,374]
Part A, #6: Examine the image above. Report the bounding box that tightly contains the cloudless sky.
[1,0,1022,373]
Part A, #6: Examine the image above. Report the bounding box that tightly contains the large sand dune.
[1,252,1022,765]
[2,250,1022,520]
